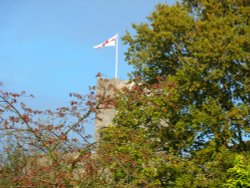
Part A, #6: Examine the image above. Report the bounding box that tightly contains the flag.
[93,34,118,49]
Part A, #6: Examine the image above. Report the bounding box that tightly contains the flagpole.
[115,34,118,79]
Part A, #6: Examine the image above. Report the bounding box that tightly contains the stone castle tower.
[95,78,128,142]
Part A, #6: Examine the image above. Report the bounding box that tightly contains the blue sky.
[0,0,175,135]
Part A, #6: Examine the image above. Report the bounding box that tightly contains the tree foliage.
[0,1,249,187]
[224,154,250,188]
[0,86,101,187]
[98,0,250,187]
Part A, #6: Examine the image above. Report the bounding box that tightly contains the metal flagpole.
[115,34,118,79]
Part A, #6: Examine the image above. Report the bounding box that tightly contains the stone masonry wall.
[95,78,128,142]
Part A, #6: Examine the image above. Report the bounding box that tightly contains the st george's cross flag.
[93,34,119,79]
[93,34,118,49]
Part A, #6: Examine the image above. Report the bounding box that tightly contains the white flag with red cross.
[93,34,119,79]
[93,34,118,49]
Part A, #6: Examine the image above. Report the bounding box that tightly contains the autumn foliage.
[0,85,101,187]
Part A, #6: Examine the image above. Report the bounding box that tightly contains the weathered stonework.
[95,78,128,142]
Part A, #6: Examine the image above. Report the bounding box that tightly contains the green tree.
[100,1,250,187]
[224,154,250,188]
[122,0,249,155]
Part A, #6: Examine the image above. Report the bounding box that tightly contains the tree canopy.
[99,0,250,187]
